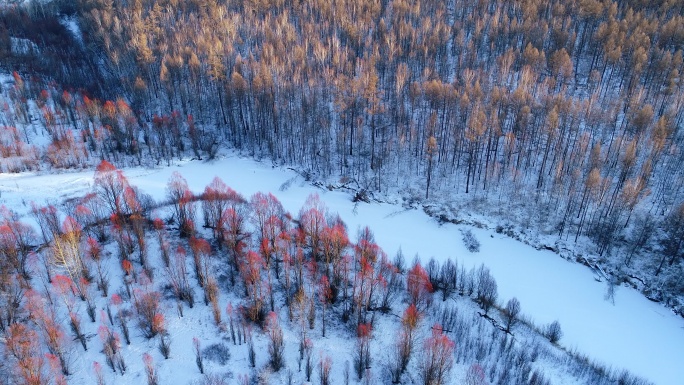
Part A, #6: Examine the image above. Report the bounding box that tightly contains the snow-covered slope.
[0,153,681,384]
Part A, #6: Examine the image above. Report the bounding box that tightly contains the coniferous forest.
[0,0,683,383]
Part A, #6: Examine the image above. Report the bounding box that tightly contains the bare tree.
[476,265,497,314]
[504,297,521,333]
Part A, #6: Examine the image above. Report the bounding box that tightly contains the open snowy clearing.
[1,154,682,385]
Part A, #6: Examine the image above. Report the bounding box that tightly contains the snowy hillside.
[0,153,679,385]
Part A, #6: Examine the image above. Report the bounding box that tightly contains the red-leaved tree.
[354,323,372,380]
[391,303,422,382]
[250,192,284,244]
[5,323,47,385]
[407,262,434,310]
[0,208,36,280]
[240,251,266,323]
[153,218,171,267]
[27,290,71,374]
[132,288,163,339]
[93,361,105,385]
[221,206,249,286]
[321,223,349,281]
[188,236,211,288]
[201,177,245,245]
[419,325,455,385]
[94,160,130,217]
[98,324,125,374]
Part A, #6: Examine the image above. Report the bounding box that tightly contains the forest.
[2,0,680,313]
[0,0,682,381]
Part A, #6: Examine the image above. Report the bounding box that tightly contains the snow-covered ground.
[1,153,682,385]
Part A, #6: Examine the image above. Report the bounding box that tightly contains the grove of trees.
[0,164,653,384]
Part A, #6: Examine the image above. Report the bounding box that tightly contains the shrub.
[203,343,231,365]
[194,338,204,374]
[545,320,563,343]
[461,229,480,253]
[143,353,158,385]
[319,355,332,385]
[133,289,163,339]
[159,333,171,359]
[193,373,232,385]
[266,312,285,371]
[247,335,256,368]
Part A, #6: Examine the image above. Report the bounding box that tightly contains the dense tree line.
[0,0,683,310]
